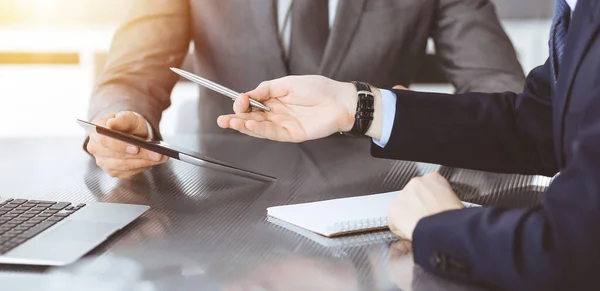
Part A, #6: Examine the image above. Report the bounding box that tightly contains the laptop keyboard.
[0,199,86,255]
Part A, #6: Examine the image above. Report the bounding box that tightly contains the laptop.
[0,197,148,266]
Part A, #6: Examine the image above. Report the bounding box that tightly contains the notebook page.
[267,191,400,237]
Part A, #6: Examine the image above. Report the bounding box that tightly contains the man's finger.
[89,139,142,159]
[92,136,164,161]
[97,134,140,155]
[107,111,146,136]
[245,82,272,102]
[219,112,269,125]
[94,148,166,164]
[97,135,160,160]
[245,120,294,142]
[218,115,264,138]
[228,118,265,139]
[392,85,407,90]
[217,115,233,129]
[91,114,116,127]
[233,94,252,113]
[426,172,452,186]
[245,77,291,102]
[90,112,149,156]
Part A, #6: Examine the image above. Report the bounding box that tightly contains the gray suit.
[89,0,525,135]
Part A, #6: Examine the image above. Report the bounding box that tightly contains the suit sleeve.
[432,0,526,93]
[88,0,191,136]
[371,60,558,176]
[410,84,600,290]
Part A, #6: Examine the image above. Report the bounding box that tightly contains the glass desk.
[0,134,550,291]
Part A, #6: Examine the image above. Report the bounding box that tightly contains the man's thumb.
[106,111,147,136]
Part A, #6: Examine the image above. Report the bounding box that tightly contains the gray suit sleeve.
[88,0,191,135]
[432,0,526,93]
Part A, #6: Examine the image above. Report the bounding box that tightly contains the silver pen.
[170,67,271,112]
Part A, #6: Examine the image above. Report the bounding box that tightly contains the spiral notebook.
[267,216,399,247]
[267,191,480,237]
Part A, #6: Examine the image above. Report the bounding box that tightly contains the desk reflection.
[220,254,360,291]
[386,240,414,290]
[385,240,491,291]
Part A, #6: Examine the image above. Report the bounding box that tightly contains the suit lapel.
[319,0,367,77]
[554,0,600,166]
[249,0,287,76]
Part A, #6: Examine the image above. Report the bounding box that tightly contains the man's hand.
[217,75,382,142]
[388,172,464,240]
[86,111,168,179]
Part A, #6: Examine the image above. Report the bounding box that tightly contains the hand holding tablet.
[78,119,275,182]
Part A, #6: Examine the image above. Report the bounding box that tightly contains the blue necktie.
[550,0,571,82]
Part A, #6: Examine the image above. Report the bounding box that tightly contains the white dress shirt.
[277,0,339,58]
[566,0,577,10]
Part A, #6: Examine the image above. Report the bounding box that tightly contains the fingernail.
[149,152,161,161]
[126,145,138,154]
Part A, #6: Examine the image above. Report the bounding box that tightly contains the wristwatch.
[343,81,375,136]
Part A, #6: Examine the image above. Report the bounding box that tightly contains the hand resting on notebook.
[388,172,464,240]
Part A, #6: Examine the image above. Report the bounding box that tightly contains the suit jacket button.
[430,252,446,270]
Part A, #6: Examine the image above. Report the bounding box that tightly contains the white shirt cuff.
[372,89,397,148]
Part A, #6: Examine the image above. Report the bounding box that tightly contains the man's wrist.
[340,82,358,132]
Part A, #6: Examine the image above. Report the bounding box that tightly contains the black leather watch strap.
[345,81,375,136]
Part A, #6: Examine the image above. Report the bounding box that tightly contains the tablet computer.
[77,119,275,182]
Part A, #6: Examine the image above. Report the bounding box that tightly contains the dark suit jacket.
[372,0,600,289]
[89,0,524,135]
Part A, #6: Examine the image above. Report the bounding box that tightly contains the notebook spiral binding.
[325,202,481,234]
[327,216,388,234]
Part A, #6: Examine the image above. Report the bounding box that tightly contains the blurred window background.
[0,0,553,138]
